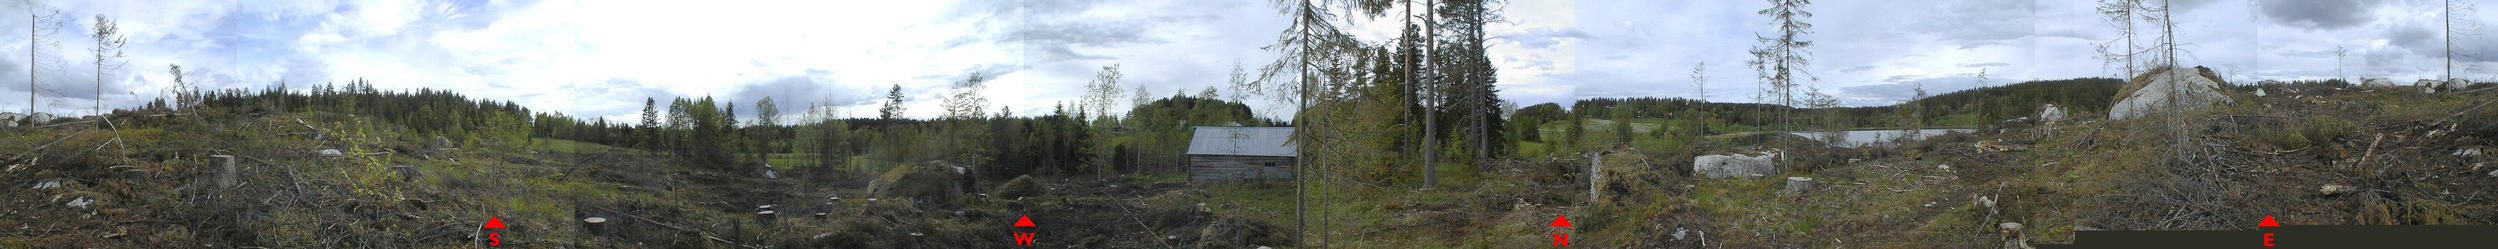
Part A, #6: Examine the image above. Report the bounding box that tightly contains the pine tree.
[640,98,660,150]
[881,84,905,121]
[1748,0,1814,133]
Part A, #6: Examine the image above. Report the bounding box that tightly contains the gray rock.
[2321,184,2358,195]
[2455,148,2482,157]
[431,136,455,150]
[2111,68,2235,121]
[66,197,92,209]
[26,113,55,125]
[2362,78,2398,88]
[2253,88,2266,97]
[2416,79,2444,93]
[1694,151,1779,179]
[2037,104,2067,124]
[31,180,60,190]
[317,149,344,157]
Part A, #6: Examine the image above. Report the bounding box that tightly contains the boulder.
[26,113,55,125]
[2253,88,2266,97]
[1693,151,1778,179]
[2362,78,2397,88]
[317,149,345,157]
[0,112,18,127]
[2110,67,2235,121]
[2320,184,2358,195]
[430,136,455,150]
[2037,104,2067,124]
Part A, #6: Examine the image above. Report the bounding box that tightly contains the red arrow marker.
[1015,215,1036,227]
[2259,215,2280,227]
[1549,215,1573,227]
[483,216,508,229]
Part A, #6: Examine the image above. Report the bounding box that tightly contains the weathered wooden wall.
[1188,155,1295,182]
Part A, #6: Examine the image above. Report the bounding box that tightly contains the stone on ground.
[2363,78,2398,88]
[2110,67,2235,121]
[1693,151,1778,179]
[2038,104,2067,124]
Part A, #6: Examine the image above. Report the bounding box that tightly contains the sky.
[1,0,2493,122]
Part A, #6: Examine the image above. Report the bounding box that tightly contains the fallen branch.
[2356,133,2383,174]
[587,205,763,249]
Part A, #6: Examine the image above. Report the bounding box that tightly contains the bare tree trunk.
[28,13,34,115]
[1420,0,1439,190]
[1293,3,1312,245]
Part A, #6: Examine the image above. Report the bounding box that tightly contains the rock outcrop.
[1694,150,1779,178]
[2109,67,2234,121]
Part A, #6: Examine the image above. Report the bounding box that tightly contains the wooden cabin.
[1186,126,1296,182]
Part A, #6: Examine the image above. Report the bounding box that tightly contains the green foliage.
[1114,96,1267,173]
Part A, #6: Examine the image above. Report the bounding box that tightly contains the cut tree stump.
[213,155,237,188]
[1783,177,1814,196]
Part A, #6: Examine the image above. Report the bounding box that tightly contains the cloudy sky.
[3,0,2494,121]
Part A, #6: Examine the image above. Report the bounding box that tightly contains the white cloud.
[7,0,2496,118]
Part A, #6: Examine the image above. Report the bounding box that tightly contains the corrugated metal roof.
[1185,126,1296,157]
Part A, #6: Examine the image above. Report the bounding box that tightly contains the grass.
[533,137,622,153]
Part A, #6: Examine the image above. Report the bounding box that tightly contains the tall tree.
[880,84,904,120]
[2096,0,2144,77]
[2337,46,2349,82]
[942,72,989,120]
[1249,0,1367,245]
[1227,62,1250,103]
[2449,0,2480,81]
[1082,64,1125,121]
[1130,85,1150,115]
[1690,62,1710,134]
[755,97,781,159]
[649,98,669,150]
[1975,68,1990,122]
[1424,0,1505,170]
[26,8,63,115]
[90,15,128,114]
[1748,0,1814,133]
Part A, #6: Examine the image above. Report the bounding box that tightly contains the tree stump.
[213,155,238,188]
[1782,177,1814,196]
[582,217,607,235]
